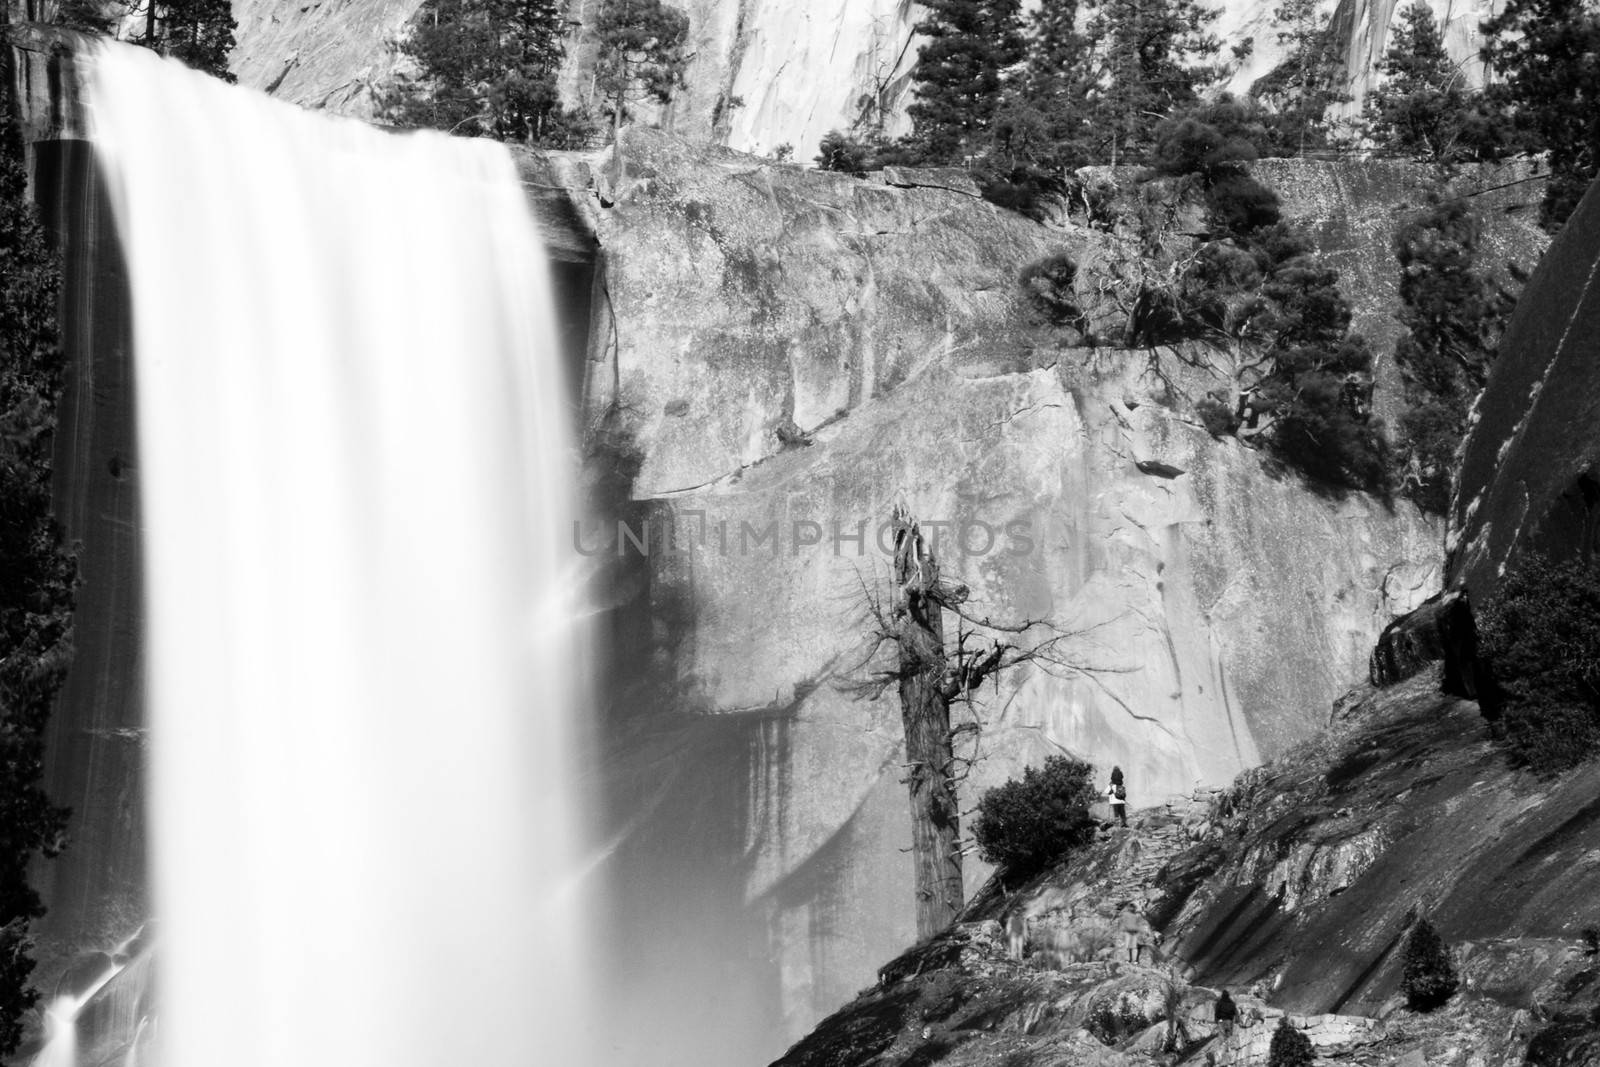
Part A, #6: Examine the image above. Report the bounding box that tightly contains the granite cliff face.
[230,0,1501,160]
[537,131,1552,1063]
[1449,177,1600,600]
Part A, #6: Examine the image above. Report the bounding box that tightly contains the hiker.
[1214,989,1237,1041]
[1118,902,1147,963]
[1108,766,1128,827]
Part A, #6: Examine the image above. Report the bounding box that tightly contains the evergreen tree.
[1402,917,1460,1010]
[1081,0,1222,165]
[385,0,589,146]
[0,73,74,1059]
[138,0,238,81]
[1267,1016,1315,1067]
[1252,0,1349,154]
[906,0,1027,162]
[593,0,690,127]
[1482,0,1600,230]
[1365,2,1509,162]
[1391,197,1516,512]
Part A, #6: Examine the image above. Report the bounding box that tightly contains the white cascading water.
[85,40,591,1067]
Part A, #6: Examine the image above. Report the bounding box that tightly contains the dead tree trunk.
[891,507,964,939]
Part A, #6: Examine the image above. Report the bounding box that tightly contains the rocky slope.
[229,0,1503,160]
[772,669,1600,1067]
[546,130,1547,1062]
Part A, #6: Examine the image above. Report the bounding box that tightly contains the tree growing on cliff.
[1401,916,1460,1010]
[593,0,689,130]
[905,0,1027,162]
[970,755,1098,879]
[384,0,590,146]
[1252,0,1349,154]
[1080,0,1223,166]
[136,0,238,81]
[1363,3,1476,162]
[1481,0,1600,230]
[0,74,74,1058]
[849,507,1093,938]
[1267,1016,1315,1067]
[1390,197,1517,512]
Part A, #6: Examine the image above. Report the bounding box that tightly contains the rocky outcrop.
[554,131,1495,1061]
[229,0,1504,160]
[771,670,1600,1066]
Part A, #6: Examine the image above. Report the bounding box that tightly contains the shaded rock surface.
[1450,176,1600,599]
[772,671,1600,1066]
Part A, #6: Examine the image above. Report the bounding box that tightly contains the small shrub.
[1268,1016,1315,1066]
[1019,253,1083,328]
[1196,395,1240,437]
[971,755,1098,879]
[1205,173,1282,236]
[1478,556,1600,771]
[816,130,874,176]
[1084,1000,1150,1045]
[1401,917,1460,1011]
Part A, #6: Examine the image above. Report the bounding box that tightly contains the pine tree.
[1081,0,1222,165]
[385,0,588,146]
[906,0,1027,162]
[0,72,74,1059]
[1391,197,1515,511]
[1364,2,1502,162]
[1482,0,1600,230]
[1267,1016,1315,1067]
[1402,917,1460,1010]
[593,0,689,125]
[1253,0,1349,154]
[138,0,238,81]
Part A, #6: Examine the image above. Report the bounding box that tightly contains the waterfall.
[83,40,591,1067]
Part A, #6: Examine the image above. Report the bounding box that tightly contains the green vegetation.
[1391,197,1517,513]
[1267,1016,1315,1066]
[592,0,690,129]
[384,0,591,146]
[1478,556,1600,771]
[1017,253,1084,331]
[970,755,1097,879]
[0,77,75,1057]
[1254,0,1349,154]
[1365,3,1509,163]
[1401,916,1460,1010]
[905,0,1026,162]
[1482,0,1600,230]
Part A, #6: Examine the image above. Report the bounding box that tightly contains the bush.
[971,755,1098,878]
[815,130,874,176]
[1401,917,1460,1010]
[1268,1016,1314,1066]
[1478,555,1600,771]
[1019,254,1083,328]
[1205,173,1282,236]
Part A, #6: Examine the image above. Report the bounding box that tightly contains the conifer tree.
[1391,197,1515,511]
[593,0,690,127]
[1482,0,1600,230]
[1364,2,1507,162]
[1081,0,1222,165]
[1253,0,1349,153]
[386,0,588,146]
[1267,1016,1315,1067]
[0,73,74,1059]
[906,0,1027,162]
[138,0,238,81]
[1402,916,1460,1010]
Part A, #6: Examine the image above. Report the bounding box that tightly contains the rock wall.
[1450,176,1600,598]
[229,0,1501,160]
[562,131,1456,1063]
